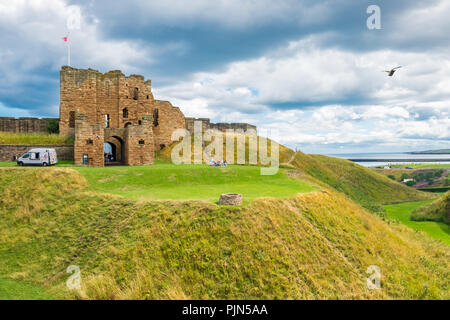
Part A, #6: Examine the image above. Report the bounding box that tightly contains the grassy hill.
[0,168,448,299]
[159,134,431,216]
[287,153,431,216]
[411,192,450,225]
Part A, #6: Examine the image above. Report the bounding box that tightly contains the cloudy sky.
[0,0,449,154]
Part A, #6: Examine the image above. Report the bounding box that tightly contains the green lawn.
[75,163,317,201]
[385,199,450,245]
[0,277,55,300]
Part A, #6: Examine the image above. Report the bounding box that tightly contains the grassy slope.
[385,200,450,245]
[75,163,316,201]
[290,153,432,215]
[0,132,73,145]
[0,169,448,299]
[0,277,55,300]
[411,192,450,225]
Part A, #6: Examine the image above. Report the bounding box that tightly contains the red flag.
[62,36,68,42]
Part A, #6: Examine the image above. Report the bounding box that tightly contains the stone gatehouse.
[60,66,186,166]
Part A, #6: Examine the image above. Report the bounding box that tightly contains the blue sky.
[0,0,449,153]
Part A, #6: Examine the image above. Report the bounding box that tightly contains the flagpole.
[68,41,70,66]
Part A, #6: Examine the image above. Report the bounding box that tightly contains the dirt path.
[284,152,298,166]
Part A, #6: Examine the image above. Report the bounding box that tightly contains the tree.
[406,180,416,187]
[400,173,409,181]
[47,119,59,134]
[434,169,444,178]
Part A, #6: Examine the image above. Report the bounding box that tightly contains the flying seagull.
[384,66,402,77]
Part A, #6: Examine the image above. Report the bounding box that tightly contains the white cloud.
[0,0,449,153]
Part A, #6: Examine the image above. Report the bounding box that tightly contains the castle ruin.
[0,66,257,166]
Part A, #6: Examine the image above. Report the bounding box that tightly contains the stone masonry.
[185,117,256,134]
[60,66,183,166]
[0,117,58,133]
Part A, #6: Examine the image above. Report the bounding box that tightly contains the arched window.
[133,87,139,100]
[122,108,128,118]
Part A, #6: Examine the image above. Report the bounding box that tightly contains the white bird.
[384,66,402,77]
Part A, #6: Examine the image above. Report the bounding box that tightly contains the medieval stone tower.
[59,66,186,166]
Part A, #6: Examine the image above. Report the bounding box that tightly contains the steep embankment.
[0,169,448,299]
[411,192,450,225]
[289,152,431,215]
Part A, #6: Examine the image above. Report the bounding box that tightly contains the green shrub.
[47,119,59,134]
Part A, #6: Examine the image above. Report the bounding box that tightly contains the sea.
[327,152,450,167]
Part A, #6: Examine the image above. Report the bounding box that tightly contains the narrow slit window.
[105,114,110,128]
[153,109,159,127]
[69,111,75,128]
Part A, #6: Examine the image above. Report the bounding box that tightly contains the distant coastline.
[408,149,450,154]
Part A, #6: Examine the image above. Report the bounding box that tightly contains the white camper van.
[17,148,58,166]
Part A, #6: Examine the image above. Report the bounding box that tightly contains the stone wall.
[74,112,105,166]
[185,117,257,134]
[0,117,58,133]
[0,144,74,161]
[124,115,154,166]
[153,100,186,149]
[74,111,154,167]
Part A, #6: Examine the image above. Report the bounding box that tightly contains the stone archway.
[104,136,125,165]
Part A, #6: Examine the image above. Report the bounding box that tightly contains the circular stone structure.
[219,193,243,206]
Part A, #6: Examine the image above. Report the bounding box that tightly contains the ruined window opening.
[153,109,159,127]
[86,139,93,145]
[133,87,139,100]
[139,139,145,145]
[146,95,149,99]
[160,144,165,149]
[138,120,142,125]
[122,108,128,118]
[124,122,132,128]
[105,114,110,128]
[69,111,75,128]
